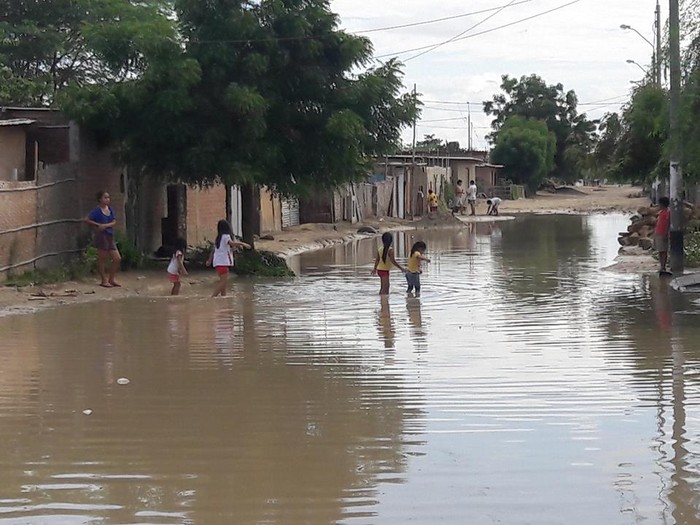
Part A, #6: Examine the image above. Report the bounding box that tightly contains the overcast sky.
[330,0,662,150]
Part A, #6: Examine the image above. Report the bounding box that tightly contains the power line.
[357,0,536,33]
[403,0,519,62]
[375,0,583,60]
[190,0,537,44]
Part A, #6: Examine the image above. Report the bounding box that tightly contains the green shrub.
[115,231,142,270]
[233,250,295,277]
[187,241,214,270]
[685,231,700,267]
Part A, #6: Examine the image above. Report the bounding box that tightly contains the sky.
[330,0,663,150]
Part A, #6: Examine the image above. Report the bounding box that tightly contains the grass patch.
[4,263,89,288]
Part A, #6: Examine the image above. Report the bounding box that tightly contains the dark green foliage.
[115,231,142,269]
[0,0,176,106]
[232,250,295,277]
[484,74,596,182]
[490,116,556,194]
[60,0,418,201]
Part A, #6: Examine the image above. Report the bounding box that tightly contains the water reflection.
[1,214,700,523]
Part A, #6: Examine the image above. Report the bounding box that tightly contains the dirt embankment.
[0,184,649,315]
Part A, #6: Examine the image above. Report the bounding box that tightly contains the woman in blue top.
[84,190,122,287]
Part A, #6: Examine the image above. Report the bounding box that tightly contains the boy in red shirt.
[654,197,672,276]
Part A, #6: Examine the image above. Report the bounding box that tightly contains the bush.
[685,231,700,267]
[233,250,295,277]
[115,231,142,270]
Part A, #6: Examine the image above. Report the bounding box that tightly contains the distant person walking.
[454,180,466,215]
[371,232,406,295]
[167,238,188,295]
[467,180,478,216]
[486,197,502,216]
[206,220,252,297]
[405,241,431,297]
[655,197,672,276]
[84,190,121,288]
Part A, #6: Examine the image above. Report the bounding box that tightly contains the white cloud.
[331,0,661,147]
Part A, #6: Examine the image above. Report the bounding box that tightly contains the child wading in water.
[167,238,188,295]
[206,220,252,297]
[371,232,406,295]
[406,241,431,297]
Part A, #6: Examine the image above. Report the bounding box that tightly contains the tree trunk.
[240,183,260,249]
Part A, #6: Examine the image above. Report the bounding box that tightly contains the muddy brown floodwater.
[1,214,700,524]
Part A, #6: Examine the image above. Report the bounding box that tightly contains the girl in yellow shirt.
[371,232,406,295]
[406,241,430,296]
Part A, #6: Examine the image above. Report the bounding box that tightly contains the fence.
[0,163,83,276]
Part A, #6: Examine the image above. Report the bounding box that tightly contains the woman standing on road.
[84,190,121,288]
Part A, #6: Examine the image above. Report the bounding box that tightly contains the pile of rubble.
[618,203,700,250]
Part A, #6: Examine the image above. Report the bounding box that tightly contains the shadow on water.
[1,214,700,523]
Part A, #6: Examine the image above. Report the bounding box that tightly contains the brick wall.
[186,184,227,247]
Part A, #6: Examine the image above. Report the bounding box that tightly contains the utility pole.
[467,102,472,152]
[669,0,684,273]
[656,0,662,87]
[411,83,417,164]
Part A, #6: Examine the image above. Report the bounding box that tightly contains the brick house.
[0,107,284,277]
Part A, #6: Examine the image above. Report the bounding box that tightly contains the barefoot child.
[406,241,430,296]
[371,232,406,295]
[206,220,252,297]
[167,238,188,295]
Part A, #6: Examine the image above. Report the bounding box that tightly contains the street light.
[621,21,662,87]
[626,59,649,75]
[620,24,654,49]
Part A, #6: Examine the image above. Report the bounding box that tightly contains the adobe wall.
[186,184,226,247]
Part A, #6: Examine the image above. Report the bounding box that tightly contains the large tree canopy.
[484,74,595,182]
[0,0,175,106]
[490,116,556,193]
[61,0,417,197]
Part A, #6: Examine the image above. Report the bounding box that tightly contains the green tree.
[615,85,668,184]
[63,0,418,243]
[415,134,444,152]
[0,0,175,106]
[490,116,556,193]
[484,74,594,182]
[593,112,623,179]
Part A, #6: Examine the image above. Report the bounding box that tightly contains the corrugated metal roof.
[0,118,36,127]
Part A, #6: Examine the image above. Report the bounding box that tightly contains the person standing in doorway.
[655,197,672,276]
[206,220,252,297]
[467,180,478,216]
[84,190,121,288]
[454,180,466,215]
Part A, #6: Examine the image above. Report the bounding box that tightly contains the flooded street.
[1,214,700,524]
